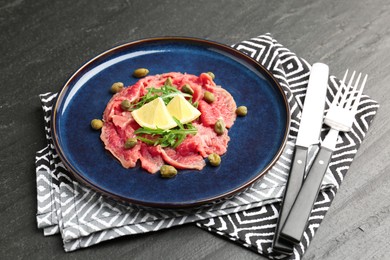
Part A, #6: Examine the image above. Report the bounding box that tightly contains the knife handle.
[280,147,333,244]
[273,146,307,254]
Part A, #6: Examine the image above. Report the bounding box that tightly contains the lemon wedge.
[131,97,177,129]
[166,95,201,124]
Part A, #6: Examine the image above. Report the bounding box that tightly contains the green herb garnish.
[129,79,192,111]
[134,118,197,148]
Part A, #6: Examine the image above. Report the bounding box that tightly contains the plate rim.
[51,36,291,209]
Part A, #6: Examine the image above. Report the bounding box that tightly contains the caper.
[214,119,225,135]
[236,106,248,116]
[206,71,215,79]
[90,119,103,130]
[181,84,194,95]
[165,77,173,86]
[203,91,215,103]
[208,153,221,167]
[124,137,138,149]
[110,82,124,93]
[160,165,178,178]
[133,68,149,78]
[121,99,131,111]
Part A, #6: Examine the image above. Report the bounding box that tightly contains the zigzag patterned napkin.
[35,34,378,258]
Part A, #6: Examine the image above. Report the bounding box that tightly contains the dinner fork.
[279,70,367,244]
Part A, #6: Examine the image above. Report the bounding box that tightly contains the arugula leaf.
[128,79,192,111]
[134,118,198,148]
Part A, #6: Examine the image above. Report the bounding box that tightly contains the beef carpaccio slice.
[100,72,237,173]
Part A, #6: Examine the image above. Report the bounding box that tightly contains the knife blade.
[273,63,329,254]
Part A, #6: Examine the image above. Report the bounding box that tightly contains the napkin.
[35,34,378,258]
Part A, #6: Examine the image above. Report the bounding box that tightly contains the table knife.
[273,63,329,254]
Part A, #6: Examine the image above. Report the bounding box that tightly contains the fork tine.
[340,70,356,106]
[351,74,367,112]
[333,70,349,106]
[345,73,361,109]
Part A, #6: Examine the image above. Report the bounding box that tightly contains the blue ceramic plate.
[52,37,290,209]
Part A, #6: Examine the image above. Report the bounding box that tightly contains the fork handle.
[280,147,333,244]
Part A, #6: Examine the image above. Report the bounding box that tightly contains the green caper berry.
[133,68,149,78]
[181,84,194,95]
[236,106,248,116]
[90,119,103,130]
[207,71,215,79]
[208,153,221,166]
[121,99,131,111]
[203,91,215,103]
[124,137,138,149]
[165,77,173,86]
[160,165,178,178]
[110,82,124,93]
[214,119,225,135]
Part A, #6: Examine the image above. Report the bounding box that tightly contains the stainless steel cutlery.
[279,70,367,245]
[273,63,329,254]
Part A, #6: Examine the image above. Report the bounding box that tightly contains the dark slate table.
[1,0,389,259]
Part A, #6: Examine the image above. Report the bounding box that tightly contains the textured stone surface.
[1,0,389,259]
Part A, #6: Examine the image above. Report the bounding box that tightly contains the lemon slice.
[166,95,201,124]
[131,97,177,129]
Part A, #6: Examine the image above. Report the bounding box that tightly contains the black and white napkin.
[35,34,378,258]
